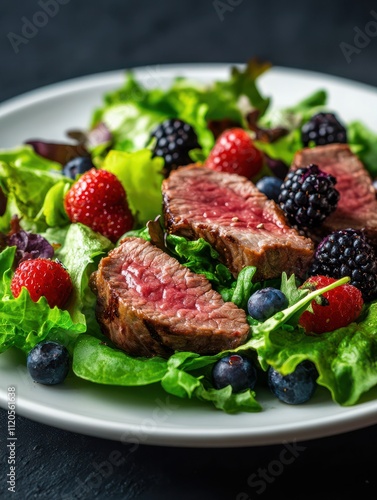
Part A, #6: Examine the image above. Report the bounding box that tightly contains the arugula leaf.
[229,58,272,116]
[161,353,261,413]
[166,234,233,288]
[249,276,350,339]
[280,272,307,306]
[194,384,261,413]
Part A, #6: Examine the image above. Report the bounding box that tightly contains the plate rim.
[1,62,377,447]
[1,62,377,119]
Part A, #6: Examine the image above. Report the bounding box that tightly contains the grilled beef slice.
[90,237,250,358]
[162,165,314,280]
[292,144,377,247]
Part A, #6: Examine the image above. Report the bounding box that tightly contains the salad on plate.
[1,59,377,414]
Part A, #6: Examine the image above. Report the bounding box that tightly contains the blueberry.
[27,341,70,385]
[256,176,283,202]
[212,354,257,393]
[247,287,288,320]
[267,361,318,404]
[62,156,94,179]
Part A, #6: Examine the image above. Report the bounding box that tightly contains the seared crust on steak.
[162,165,314,280]
[292,144,377,247]
[90,237,250,358]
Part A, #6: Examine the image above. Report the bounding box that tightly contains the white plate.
[1,64,377,448]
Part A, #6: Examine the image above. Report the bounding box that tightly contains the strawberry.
[298,275,364,334]
[205,128,263,178]
[11,258,73,309]
[64,168,134,243]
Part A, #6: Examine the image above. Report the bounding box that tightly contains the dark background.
[1,0,377,103]
[1,1,377,499]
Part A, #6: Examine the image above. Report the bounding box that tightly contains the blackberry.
[278,164,340,228]
[150,119,200,176]
[309,228,377,301]
[301,112,347,147]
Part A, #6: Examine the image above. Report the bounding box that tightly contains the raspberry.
[205,128,263,178]
[11,258,73,309]
[309,228,377,301]
[278,164,339,228]
[298,275,364,334]
[64,168,134,243]
[301,112,347,147]
[150,119,200,177]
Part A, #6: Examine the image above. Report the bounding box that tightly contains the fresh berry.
[150,118,200,176]
[301,112,347,147]
[278,164,339,228]
[11,258,73,309]
[62,156,95,179]
[212,354,257,393]
[247,287,288,321]
[27,341,70,385]
[308,228,377,301]
[299,275,364,334]
[205,128,263,178]
[256,176,283,202]
[64,168,134,243]
[267,360,318,405]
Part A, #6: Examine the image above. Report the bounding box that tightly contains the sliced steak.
[292,144,377,246]
[162,165,314,280]
[90,237,249,358]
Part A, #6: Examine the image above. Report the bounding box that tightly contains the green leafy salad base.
[1,60,377,413]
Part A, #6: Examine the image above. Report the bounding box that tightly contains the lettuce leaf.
[255,89,328,165]
[56,223,113,335]
[91,60,271,159]
[0,223,112,354]
[0,246,85,354]
[102,149,164,227]
[0,145,62,172]
[348,120,377,177]
[253,303,377,406]
[0,146,68,232]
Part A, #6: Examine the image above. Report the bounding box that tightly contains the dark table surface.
[1,1,377,498]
